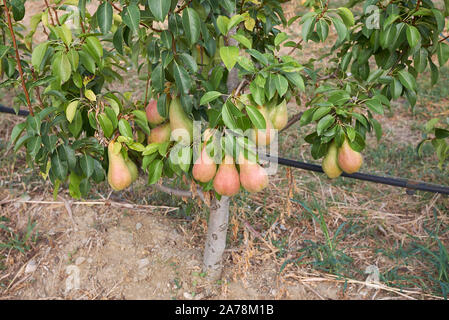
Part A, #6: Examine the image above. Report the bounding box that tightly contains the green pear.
[322,140,343,179]
[125,157,138,183]
[146,99,165,125]
[148,122,171,144]
[169,97,193,145]
[337,138,363,174]
[213,155,240,196]
[107,141,133,191]
[238,154,268,193]
[269,99,288,131]
[250,106,276,146]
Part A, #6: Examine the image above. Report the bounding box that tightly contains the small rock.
[138,258,150,269]
[87,258,93,264]
[136,223,142,230]
[25,260,37,273]
[75,257,86,266]
[183,292,193,300]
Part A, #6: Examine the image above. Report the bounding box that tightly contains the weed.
[0,216,38,254]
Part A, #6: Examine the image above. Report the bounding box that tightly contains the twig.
[235,79,248,96]
[2,0,33,116]
[153,183,207,203]
[44,0,55,26]
[287,39,303,56]
[175,0,193,14]
[281,112,303,132]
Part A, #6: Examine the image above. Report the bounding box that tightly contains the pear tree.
[3,0,449,280]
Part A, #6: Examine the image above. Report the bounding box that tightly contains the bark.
[202,196,230,280]
[202,26,240,281]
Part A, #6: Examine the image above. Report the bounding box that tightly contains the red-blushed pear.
[169,97,193,145]
[147,122,171,144]
[107,141,133,191]
[251,106,276,146]
[192,144,217,183]
[337,138,363,174]
[322,140,342,179]
[125,157,138,183]
[238,154,268,193]
[213,155,240,196]
[146,99,165,125]
[269,99,288,131]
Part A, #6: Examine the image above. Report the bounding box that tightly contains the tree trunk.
[202,196,230,280]
[202,26,239,281]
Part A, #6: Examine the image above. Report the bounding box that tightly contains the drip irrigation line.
[1,105,449,195]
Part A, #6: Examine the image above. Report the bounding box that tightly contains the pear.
[269,99,288,131]
[107,141,133,191]
[251,106,276,146]
[148,122,171,144]
[192,144,217,183]
[322,140,343,179]
[169,97,193,145]
[213,155,240,196]
[238,154,268,193]
[125,157,138,183]
[337,138,363,174]
[146,99,165,125]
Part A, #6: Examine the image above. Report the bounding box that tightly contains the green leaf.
[220,46,239,71]
[122,5,140,35]
[148,0,171,22]
[51,152,68,181]
[302,16,316,42]
[179,53,198,73]
[406,25,420,48]
[151,63,164,92]
[312,106,332,121]
[231,34,252,49]
[96,2,113,34]
[227,14,245,33]
[274,74,288,97]
[337,7,355,27]
[221,103,238,130]
[365,98,384,115]
[397,69,416,91]
[331,16,347,44]
[9,122,26,148]
[249,81,265,106]
[56,24,72,47]
[52,52,71,84]
[79,51,96,74]
[85,36,103,59]
[237,56,256,72]
[118,119,133,138]
[148,159,163,185]
[172,62,192,95]
[438,43,449,66]
[274,32,288,46]
[32,42,48,72]
[284,72,305,91]
[200,91,223,105]
[245,105,266,130]
[371,118,382,141]
[98,113,114,138]
[216,16,230,35]
[182,8,201,46]
[27,135,42,158]
[316,19,329,42]
[317,114,335,136]
[66,100,79,123]
[11,0,25,21]
[80,154,94,178]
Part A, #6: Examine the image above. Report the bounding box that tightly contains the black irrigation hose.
[2,105,449,195]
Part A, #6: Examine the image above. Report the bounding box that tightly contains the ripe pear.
[337,138,363,174]
[192,144,217,183]
[148,122,171,144]
[322,141,343,179]
[169,97,193,145]
[269,99,288,131]
[125,157,138,183]
[107,141,133,191]
[238,154,268,193]
[146,99,165,125]
[251,106,276,146]
[213,155,240,196]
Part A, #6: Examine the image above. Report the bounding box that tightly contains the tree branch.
[2,0,33,116]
